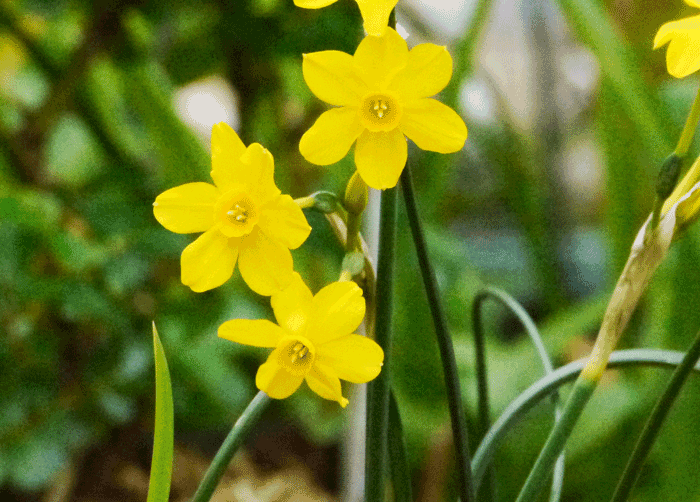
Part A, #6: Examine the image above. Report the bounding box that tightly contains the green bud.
[343,171,368,216]
[341,251,365,276]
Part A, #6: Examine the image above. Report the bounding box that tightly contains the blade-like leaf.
[147,323,174,502]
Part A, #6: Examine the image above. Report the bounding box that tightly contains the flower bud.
[344,171,368,216]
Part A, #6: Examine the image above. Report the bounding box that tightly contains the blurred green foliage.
[2,0,700,500]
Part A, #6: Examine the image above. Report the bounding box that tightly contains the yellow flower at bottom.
[153,123,311,295]
[293,0,398,37]
[299,28,468,189]
[218,273,384,407]
[654,0,700,78]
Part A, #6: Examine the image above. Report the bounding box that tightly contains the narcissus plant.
[654,0,700,78]
[153,123,311,295]
[299,27,468,189]
[218,273,384,407]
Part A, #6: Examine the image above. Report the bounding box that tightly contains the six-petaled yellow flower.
[654,0,700,78]
[153,123,312,295]
[294,0,398,37]
[218,273,384,407]
[299,27,468,189]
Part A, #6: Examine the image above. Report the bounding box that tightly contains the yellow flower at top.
[299,28,468,189]
[218,273,384,407]
[294,0,398,37]
[654,0,700,78]
[153,123,311,295]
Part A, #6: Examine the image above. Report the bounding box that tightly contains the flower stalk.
[190,391,271,502]
[400,164,474,502]
[364,184,397,501]
[516,191,682,502]
[674,84,700,158]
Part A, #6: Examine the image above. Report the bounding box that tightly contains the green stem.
[190,391,271,502]
[387,390,412,502]
[514,377,596,502]
[364,185,397,502]
[610,328,700,502]
[400,165,474,502]
[675,84,700,158]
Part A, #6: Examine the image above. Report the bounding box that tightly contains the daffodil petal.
[300,107,363,165]
[354,128,406,189]
[354,27,408,89]
[305,363,348,407]
[210,122,247,190]
[256,356,304,399]
[685,0,700,9]
[258,195,312,250]
[316,335,384,383]
[271,272,314,336]
[218,319,286,348]
[181,228,239,292]
[665,31,700,78]
[307,281,365,344]
[294,0,337,7]
[303,51,369,106]
[239,143,281,205]
[401,98,467,153]
[238,228,294,296]
[153,182,218,234]
[356,0,398,37]
[388,43,453,101]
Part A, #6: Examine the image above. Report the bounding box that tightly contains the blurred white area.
[562,133,605,218]
[173,75,239,149]
[403,0,479,42]
[461,76,497,124]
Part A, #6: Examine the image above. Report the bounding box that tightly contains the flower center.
[278,336,315,376]
[216,191,259,237]
[360,93,402,132]
[227,203,250,225]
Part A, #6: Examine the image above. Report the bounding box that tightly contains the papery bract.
[218,273,384,407]
[300,28,468,189]
[153,123,311,295]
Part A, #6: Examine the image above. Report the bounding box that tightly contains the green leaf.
[147,323,174,502]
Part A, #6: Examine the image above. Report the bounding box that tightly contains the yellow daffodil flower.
[654,0,700,78]
[153,123,311,295]
[299,28,468,189]
[294,0,398,37]
[218,273,384,407]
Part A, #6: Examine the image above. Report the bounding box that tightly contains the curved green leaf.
[147,323,174,502]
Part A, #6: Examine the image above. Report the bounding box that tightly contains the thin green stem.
[400,165,474,502]
[472,287,565,502]
[675,84,700,158]
[471,348,700,492]
[190,391,271,502]
[364,185,397,502]
[514,377,595,502]
[610,328,700,502]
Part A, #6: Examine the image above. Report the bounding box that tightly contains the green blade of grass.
[147,323,174,502]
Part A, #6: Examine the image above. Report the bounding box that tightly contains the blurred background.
[2,0,700,500]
